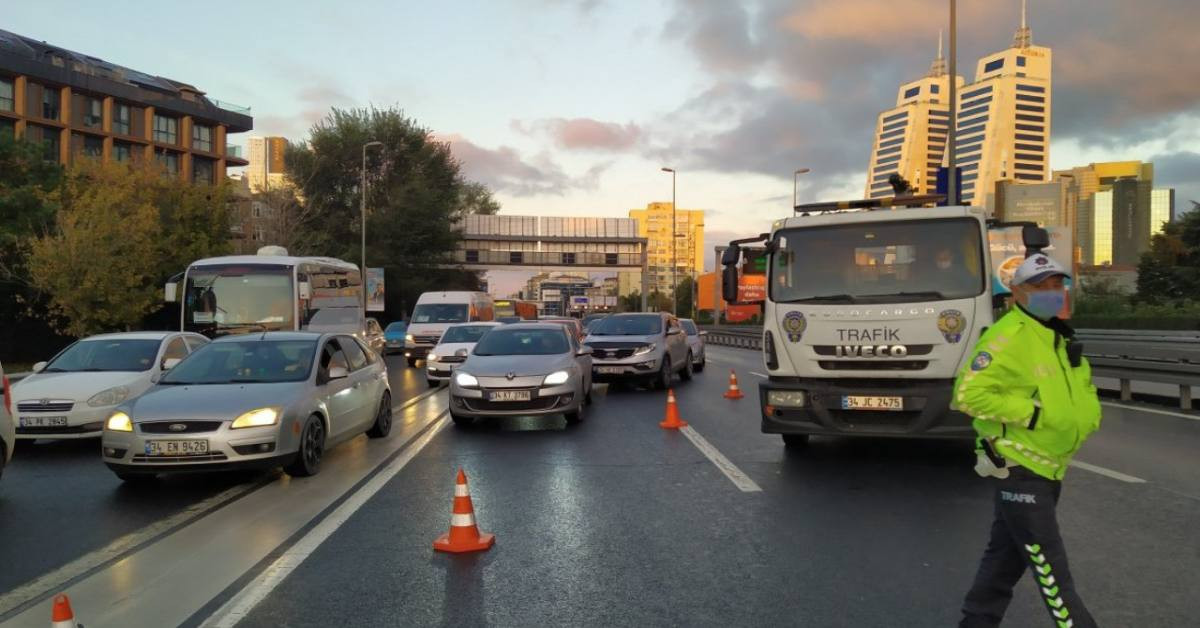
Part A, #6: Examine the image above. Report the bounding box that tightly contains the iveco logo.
[505,372,516,380]
[835,345,910,358]
[168,423,188,432]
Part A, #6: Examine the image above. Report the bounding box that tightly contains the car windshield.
[43,339,162,372]
[385,322,407,333]
[589,315,662,336]
[680,320,699,335]
[441,325,494,343]
[159,340,316,384]
[473,328,569,356]
[411,303,469,323]
[771,218,985,304]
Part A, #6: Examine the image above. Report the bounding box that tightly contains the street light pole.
[361,140,384,311]
[947,0,958,206]
[793,168,811,208]
[661,167,676,316]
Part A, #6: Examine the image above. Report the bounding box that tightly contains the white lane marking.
[0,482,260,617]
[1101,401,1198,422]
[678,425,762,493]
[749,371,768,378]
[199,415,450,628]
[1069,459,1147,484]
[392,385,441,413]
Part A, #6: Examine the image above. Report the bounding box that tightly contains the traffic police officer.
[955,254,1102,628]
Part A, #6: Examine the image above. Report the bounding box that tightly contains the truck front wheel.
[782,434,809,450]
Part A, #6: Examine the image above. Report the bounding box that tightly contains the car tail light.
[2,375,10,416]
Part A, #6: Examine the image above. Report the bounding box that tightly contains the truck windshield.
[771,217,985,304]
[184,264,295,337]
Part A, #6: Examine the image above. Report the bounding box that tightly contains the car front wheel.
[285,415,326,477]
[680,352,694,381]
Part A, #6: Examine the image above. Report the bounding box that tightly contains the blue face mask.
[1025,289,1065,320]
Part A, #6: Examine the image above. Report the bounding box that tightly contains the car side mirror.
[328,365,349,380]
[577,346,594,356]
[32,361,47,373]
[161,358,182,371]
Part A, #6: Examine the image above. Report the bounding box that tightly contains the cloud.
[514,117,642,151]
[664,0,763,73]
[437,133,609,196]
[1147,151,1200,212]
[254,84,356,139]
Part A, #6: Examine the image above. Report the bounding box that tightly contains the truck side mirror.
[720,246,741,266]
[164,282,178,303]
[1022,225,1050,256]
[722,264,740,304]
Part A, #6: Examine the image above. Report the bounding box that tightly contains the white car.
[1,361,15,479]
[11,332,209,446]
[426,322,502,388]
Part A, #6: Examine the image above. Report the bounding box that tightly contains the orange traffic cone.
[51,594,77,628]
[659,389,688,429]
[433,469,495,553]
[723,369,745,400]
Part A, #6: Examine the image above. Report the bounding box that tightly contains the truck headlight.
[542,370,570,386]
[766,390,807,408]
[455,372,479,388]
[633,344,656,356]
[106,411,133,432]
[231,407,281,429]
[88,385,131,407]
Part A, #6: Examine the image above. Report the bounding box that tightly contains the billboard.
[366,268,385,312]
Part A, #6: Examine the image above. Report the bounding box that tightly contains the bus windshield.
[184,264,295,337]
[770,218,985,305]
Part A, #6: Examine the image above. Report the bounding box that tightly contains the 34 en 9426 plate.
[145,440,210,456]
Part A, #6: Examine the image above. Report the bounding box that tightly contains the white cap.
[1012,254,1071,286]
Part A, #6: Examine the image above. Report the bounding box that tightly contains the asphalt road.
[2,346,1197,627]
[0,353,427,596]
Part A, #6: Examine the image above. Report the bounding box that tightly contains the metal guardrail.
[702,326,1199,410]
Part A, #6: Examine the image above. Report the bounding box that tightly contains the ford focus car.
[449,324,592,427]
[12,332,208,447]
[425,322,501,387]
[102,332,391,481]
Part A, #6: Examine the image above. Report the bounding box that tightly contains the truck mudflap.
[759,377,973,439]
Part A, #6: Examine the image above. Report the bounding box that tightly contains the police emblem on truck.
[782,311,806,342]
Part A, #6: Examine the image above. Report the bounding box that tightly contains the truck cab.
[723,197,1050,450]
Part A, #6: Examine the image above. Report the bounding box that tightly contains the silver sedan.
[102,332,392,481]
[449,324,592,427]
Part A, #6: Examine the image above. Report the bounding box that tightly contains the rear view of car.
[426,322,500,387]
[680,319,707,372]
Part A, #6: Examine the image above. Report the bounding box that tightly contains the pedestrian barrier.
[659,389,687,429]
[433,468,495,553]
[701,326,1199,410]
[723,370,745,400]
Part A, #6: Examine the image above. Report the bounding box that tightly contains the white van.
[404,292,494,367]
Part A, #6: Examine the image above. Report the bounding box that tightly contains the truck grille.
[17,400,74,413]
[818,361,929,371]
[828,410,919,430]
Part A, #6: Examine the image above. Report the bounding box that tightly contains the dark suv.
[584,313,692,389]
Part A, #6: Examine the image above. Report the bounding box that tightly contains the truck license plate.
[488,390,531,402]
[841,396,903,411]
[145,440,210,456]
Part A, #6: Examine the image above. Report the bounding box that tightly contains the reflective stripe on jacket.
[952,305,1101,480]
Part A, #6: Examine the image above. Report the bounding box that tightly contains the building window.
[1015,143,1042,152]
[1014,162,1043,171]
[193,124,212,152]
[153,114,178,144]
[0,118,14,138]
[960,96,992,110]
[882,111,908,124]
[904,86,920,99]
[563,252,576,265]
[1015,123,1044,132]
[960,105,990,119]
[1015,133,1043,142]
[961,85,992,100]
[606,252,619,265]
[1015,104,1044,113]
[876,145,902,157]
[193,157,214,184]
[509,251,523,264]
[880,128,906,140]
[42,86,60,120]
[1017,56,1027,67]
[1016,84,1045,93]
[253,227,265,242]
[113,104,131,135]
[1015,93,1045,103]
[1014,173,1043,181]
[0,77,13,111]
[465,250,479,263]
[931,84,940,94]
[155,149,179,174]
[113,141,133,162]
[84,97,103,127]
[30,125,60,161]
[984,58,1004,73]
[79,133,103,157]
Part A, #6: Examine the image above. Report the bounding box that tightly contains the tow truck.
[721,194,1052,450]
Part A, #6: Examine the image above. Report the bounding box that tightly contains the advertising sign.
[737,274,767,303]
[366,268,385,312]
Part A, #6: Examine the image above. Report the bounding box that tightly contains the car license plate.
[145,440,210,456]
[487,390,531,402]
[597,367,623,375]
[19,416,68,427]
[841,396,904,411]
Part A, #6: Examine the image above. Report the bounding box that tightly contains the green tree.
[285,107,500,316]
[1136,202,1200,304]
[674,277,697,319]
[618,291,642,312]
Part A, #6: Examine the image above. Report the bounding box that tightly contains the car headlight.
[766,390,807,408]
[455,372,479,388]
[405,334,415,342]
[543,370,570,386]
[427,352,439,362]
[106,411,133,432]
[633,343,656,356]
[231,407,281,429]
[88,385,131,408]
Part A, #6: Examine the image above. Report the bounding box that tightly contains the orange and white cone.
[433,469,495,553]
[723,369,745,400]
[659,389,688,429]
[51,594,77,628]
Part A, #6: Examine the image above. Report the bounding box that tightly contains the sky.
[6,0,1200,294]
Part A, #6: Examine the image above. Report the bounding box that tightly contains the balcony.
[225,145,243,158]
[211,99,251,115]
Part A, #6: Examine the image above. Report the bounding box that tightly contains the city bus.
[165,246,365,338]
[493,299,537,321]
